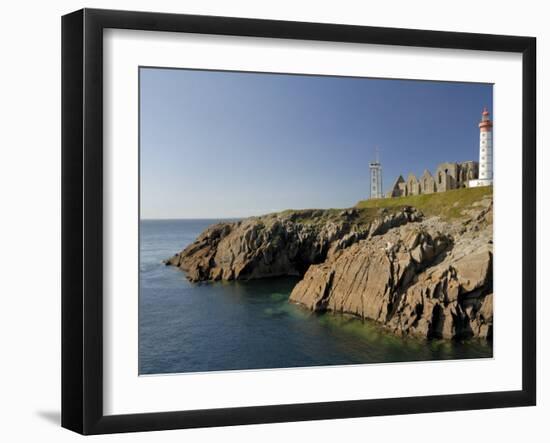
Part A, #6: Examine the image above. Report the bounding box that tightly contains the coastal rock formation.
[166,191,493,340]
[289,215,493,340]
[166,207,421,282]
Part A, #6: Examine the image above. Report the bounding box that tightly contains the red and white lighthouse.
[470,107,493,187]
[478,107,493,182]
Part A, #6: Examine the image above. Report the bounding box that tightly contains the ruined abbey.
[387,161,479,197]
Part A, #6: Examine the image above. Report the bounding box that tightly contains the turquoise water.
[139,219,492,375]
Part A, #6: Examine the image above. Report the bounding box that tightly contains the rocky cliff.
[166,207,421,282]
[166,189,493,340]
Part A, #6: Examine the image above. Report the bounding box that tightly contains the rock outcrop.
[166,207,421,282]
[166,195,493,340]
[290,216,493,340]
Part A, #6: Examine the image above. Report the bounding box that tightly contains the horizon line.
[141,216,246,221]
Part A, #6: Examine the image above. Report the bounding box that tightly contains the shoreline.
[164,188,493,342]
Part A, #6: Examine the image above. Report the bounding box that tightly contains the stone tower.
[369,150,383,199]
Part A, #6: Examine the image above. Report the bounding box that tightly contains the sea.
[139,219,493,375]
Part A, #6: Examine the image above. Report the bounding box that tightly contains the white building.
[469,108,493,188]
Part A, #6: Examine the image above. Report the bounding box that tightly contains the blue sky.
[140,68,492,219]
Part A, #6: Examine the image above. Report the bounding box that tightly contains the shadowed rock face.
[166,207,421,282]
[290,221,492,340]
[166,199,493,340]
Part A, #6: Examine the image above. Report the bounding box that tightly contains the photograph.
[138,68,494,375]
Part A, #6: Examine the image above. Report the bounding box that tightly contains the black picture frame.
[61,8,537,435]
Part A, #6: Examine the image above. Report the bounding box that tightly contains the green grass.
[355,186,492,221]
[256,186,492,227]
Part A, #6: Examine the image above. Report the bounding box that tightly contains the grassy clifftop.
[257,186,492,228]
[356,186,492,221]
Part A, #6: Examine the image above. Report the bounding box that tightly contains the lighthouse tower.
[470,107,494,188]
[369,149,383,199]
